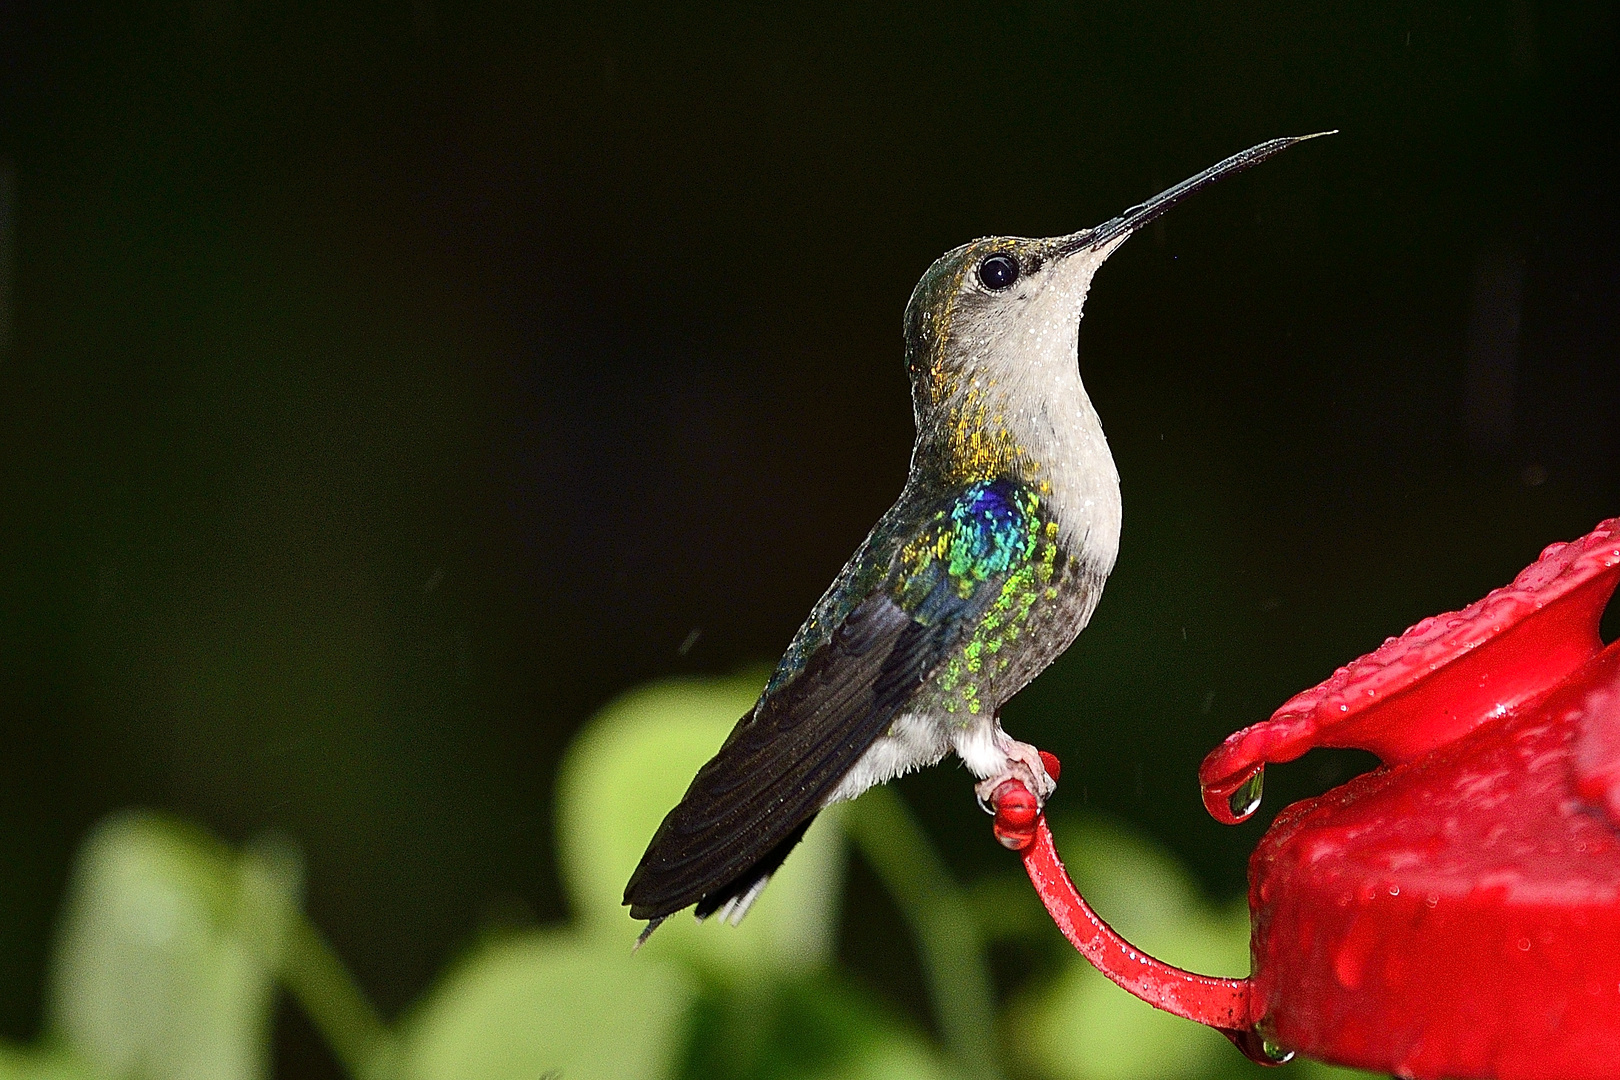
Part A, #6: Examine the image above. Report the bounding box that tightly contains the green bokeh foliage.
[0,674,1378,1080]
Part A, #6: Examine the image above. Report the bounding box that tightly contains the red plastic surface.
[1575,672,1620,827]
[1248,643,1620,1078]
[1200,520,1620,822]
[1002,518,1620,1078]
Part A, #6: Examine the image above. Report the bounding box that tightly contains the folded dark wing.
[623,590,956,921]
[623,477,1046,925]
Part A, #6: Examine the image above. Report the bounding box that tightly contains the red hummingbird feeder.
[990,517,1620,1079]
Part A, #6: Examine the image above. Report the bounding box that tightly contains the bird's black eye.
[977,254,1020,291]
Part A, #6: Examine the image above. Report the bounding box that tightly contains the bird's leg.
[954,715,1057,810]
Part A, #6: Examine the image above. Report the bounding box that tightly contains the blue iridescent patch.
[946,479,1037,583]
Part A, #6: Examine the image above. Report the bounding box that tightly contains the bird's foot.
[972,735,1058,812]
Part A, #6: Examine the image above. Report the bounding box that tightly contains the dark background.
[2,1,1617,1074]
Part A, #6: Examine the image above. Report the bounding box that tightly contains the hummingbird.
[625,134,1330,941]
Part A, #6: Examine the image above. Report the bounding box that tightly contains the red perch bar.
[993,518,1620,1078]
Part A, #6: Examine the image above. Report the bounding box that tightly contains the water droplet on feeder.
[1201,765,1265,824]
[1231,1021,1295,1066]
[1228,767,1265,821]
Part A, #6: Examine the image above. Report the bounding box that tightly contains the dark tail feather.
[635,815,818,944]
[633,916,667,950]
[693,812,817,923]
[624,594,926,927]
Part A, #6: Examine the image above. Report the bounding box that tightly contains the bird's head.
[901,135,1331,486]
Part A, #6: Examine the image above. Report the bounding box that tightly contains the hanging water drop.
[1260,1033,1295,1065]
[1228,766,1265,821]
[1230,1020,1295,1066]
[1201,764,1268,824]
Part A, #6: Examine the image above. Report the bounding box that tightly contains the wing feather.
[624,594,952,919]
[623,478,1040,924]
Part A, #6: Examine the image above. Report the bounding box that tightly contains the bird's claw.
[984,748,1060,851]
[974,739,1058,810]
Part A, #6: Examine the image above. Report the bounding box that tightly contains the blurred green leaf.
[0,1045,98,1080]
[45,813,301,1080]
[842,788,1001,1080]
[787,979,955,1080]
[965,871,1051,942]
[1041,817,1213,948]
[800,1037,952,1080]
[1013,907,1250,1080]
[556,676,843,983]
[678,973,955,1080]
[275,917,395,1079]
[399,930,694,1080]
[1290,1061,1385,1080]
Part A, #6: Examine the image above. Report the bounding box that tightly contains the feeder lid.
[1221,519,1620,1078]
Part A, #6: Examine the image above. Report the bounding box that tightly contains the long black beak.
[1053,131,1336,258]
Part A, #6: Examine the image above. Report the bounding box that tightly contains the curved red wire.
[993,774,1255,1034]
